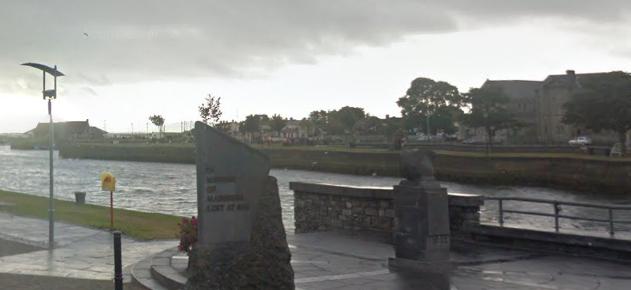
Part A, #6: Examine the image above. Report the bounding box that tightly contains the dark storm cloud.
[1,0,630,87]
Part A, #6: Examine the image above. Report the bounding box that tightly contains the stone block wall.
[290,182,483,239]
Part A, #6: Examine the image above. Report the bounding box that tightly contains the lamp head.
[21,63,64,100]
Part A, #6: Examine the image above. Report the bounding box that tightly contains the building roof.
[542,71,610,88]
[25,120,107,136]
[482,80,542,100]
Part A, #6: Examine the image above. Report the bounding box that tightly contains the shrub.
[178,216,198,254]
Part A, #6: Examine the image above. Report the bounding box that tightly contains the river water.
[1,145,630,237]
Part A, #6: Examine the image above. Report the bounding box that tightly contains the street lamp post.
[22,63,64,250]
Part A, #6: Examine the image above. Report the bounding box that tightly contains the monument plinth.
[187,122,294,290]
[388,150,452,273]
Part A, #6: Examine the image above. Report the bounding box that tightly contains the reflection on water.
[1,145,630,235]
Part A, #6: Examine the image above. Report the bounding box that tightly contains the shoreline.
[58,143,631,195]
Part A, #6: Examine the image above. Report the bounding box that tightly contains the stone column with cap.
[388,149,452,273]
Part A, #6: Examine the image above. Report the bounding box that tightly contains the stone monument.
[388,149,451,273]
[187,122,294,290]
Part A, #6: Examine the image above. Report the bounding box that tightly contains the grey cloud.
[2,0,630,87]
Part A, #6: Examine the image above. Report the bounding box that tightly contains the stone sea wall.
[59,143,631,194]
[290,182,483,240]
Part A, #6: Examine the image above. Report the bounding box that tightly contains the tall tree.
[563,71,631,155]
[308,110,328,135]
[299,118,315,137]
[241,115,261,134]
[198,93,222,126]
[327,106,365,135]
[397,77,463,135]
[270,114,287,135]
[149,115,165,138]
[462,86,520,151]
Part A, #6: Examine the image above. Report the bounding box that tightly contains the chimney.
[566,70,576,84]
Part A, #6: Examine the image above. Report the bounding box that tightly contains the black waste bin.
[74,191,86,204]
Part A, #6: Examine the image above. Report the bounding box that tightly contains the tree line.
[157,71,631,154]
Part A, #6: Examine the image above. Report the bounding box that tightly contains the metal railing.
[484,196,631,238]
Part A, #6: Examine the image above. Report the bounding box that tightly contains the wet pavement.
[0,212,174,281]
[1,211,630,289]
[290,232,631,289]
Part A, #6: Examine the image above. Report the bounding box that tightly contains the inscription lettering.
[210,204,225,212]
[207,194,244,203]
[428,235,449,245]
[206,176,236,183]
[205,202,250,212]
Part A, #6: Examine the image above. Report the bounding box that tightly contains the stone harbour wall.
[60,143,631,194]
[290,182,483,240]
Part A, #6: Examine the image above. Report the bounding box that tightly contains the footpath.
[1,211,630,289]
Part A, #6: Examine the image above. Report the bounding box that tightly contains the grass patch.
[0,190,180,240]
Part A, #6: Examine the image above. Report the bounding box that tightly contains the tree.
[198,94,222,126]
[462,86,520,152]
[149,115,165,138]
[215,120,232,133]
[299,118,315,137]
[397,77,463,135]
[270,114,287,136]
[563,71,631,155]
[239,114,261,137]
[308,110,328,135]
[353,116,382,135]
[327,106,365,135]
[336,106,365,131]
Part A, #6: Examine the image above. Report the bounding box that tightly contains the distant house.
[281,120,308,139]
[25,119,107,142]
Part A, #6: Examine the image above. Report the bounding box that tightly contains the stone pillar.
[388,150,452,273]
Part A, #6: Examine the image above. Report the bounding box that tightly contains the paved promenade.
[1,211,630,289]
[290,232,631,290]
[0,212,174,281]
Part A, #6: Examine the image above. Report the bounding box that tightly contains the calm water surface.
[1,145,630,235]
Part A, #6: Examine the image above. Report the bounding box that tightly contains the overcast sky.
[2,0,631,133]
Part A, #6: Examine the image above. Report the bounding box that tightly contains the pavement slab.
[0,212,175,281]
[290,232,631,290]
[2,212,631,289]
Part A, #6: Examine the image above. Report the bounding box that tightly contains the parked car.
[569,136,592,146]
[408,134,429,142]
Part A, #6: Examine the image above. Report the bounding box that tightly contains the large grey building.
[472,70,627,145]
[481,79,542,143]
[536,70,617,144]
